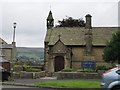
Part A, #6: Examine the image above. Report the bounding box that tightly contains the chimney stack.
[85,14,92,29]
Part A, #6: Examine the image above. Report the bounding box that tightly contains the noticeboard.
[81,61,96,69]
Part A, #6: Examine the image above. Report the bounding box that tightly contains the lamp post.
[13,22,17,42]
[11,22,17,80]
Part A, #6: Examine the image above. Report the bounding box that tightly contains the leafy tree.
[103,31,120,64]
[57,16,85,27]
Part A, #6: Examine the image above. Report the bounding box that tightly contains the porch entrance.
[54,56,64,72]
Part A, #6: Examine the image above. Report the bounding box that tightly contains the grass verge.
[34,80,100,88]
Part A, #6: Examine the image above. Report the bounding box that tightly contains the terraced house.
[44,11,118,73]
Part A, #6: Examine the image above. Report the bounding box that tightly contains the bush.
[30,66,44,71]
[23,65,41,72]
[23,65,30,71]
[62,68,96,72]
[14,65,24,71]
[62,68,75,72]
[76,69,96,72]
[26,68,41,72]
[96,65,110,70]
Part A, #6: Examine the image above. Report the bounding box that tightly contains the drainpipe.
[70,48,73,68]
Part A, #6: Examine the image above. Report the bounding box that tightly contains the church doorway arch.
[54,56,64,72]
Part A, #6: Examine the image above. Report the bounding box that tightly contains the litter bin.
[0,66,10,81]
[2,71,10,81]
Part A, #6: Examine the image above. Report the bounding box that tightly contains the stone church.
[44,11,118,73]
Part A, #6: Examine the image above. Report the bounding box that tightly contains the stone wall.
[93,47,104,64]
[71,47,110,69]
[13,71,45,79]
[72,47,85,69]
[2,49,12,61]
[55,72,102,79]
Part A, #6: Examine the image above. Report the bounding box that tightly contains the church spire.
[47,10,54,29]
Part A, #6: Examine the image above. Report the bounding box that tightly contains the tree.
[103,31,120,64]
[57,16,85,27]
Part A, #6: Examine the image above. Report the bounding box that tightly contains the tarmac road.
[1,77,60,90]
[2,85,31,88]
[1,85,100,90]
[2,85,54,90]
[2,84,76,90]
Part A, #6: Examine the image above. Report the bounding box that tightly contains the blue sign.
[81,61,96,69]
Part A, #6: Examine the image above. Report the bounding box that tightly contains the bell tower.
[47,11,54,29]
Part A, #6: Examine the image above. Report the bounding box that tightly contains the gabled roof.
[1,44,13,49]
[0,38,13,49]
[45,27,118,46]
[52,37,68,54]
[0,38,8,44]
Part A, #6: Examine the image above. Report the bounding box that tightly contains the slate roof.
[1,44,13,49]
[0,38,13,49]
[0,38,7,44]
[45,27,118,46]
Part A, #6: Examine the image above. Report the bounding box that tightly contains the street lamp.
[10,22,17,80]
[13,22,17,42]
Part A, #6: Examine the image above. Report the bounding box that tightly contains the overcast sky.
[1,0,119,47]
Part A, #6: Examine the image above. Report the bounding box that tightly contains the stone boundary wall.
[13,71,45,79]
[55,72,102,79]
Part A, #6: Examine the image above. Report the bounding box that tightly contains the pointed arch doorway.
[54,56,64,72]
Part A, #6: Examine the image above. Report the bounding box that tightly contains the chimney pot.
[85,14,92,29]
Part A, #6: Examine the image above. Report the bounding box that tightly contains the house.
[0,57,10,72]
[0,38,16,72]
[44,11,118,73]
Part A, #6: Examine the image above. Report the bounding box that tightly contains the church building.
[44,11,118,73]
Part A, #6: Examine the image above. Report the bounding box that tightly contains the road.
[2,85,31,88]
[1,85,56,90]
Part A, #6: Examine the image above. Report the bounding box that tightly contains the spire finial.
[50,5,51,11]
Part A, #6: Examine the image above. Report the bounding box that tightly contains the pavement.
[2,77,57,87]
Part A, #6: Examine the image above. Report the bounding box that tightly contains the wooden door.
[54,56,64,72]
